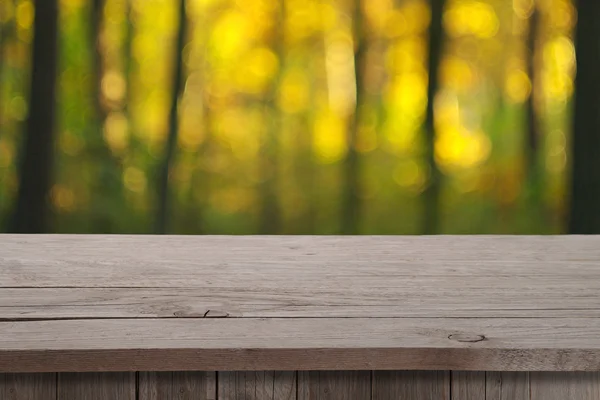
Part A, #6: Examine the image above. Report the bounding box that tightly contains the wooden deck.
[2,235,600,399]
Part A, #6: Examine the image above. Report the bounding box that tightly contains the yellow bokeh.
[505,69,532,103]
[548,0,575,30]
[444,1,499,39]
[440,57,475,92]
[401,1,431,35]
[313,111,347,164]
[383,115,418,155]
[16,1,33,30]
[386,38,427,74]
[235,47,279,94]
[123,167,147,193]
[393,159,426,192]
[103,112,129,154]
[435,126,491,170]
[286,1,322,42]
[513,0,534,19]
[544,37,575,73]
[543,71,573,102]
[211,11,250,61]
[278,69,310,114]
[102,70,126,103]
[384,71,427,118]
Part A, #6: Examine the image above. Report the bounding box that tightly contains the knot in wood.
[448,333,486,343]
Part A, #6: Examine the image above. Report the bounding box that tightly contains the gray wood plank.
[58,372,135,400]
[451,372,484,400]
[0,373,56,400]
[4,235,600,285]
[173,372,217,400]
[4,318,600,372]
[372,371,449,400]
[4,235,600,320]
[530,372,600,400]
[218,371,295,400]
[297,371,370,400]
[486,372,529,400]
[5,277,600,319]
[139,372,172,400]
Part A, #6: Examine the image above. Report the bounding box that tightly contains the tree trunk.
[422,0,446,234]
[156,0,187,234]
[341,0,366,235]
[568,0,600,233]
[9,0,58,233]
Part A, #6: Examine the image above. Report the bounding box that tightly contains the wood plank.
[139,372,172,400]
[218,371,295,400]
[5,276,600,319]
[3,318,600,372]
[4,235,600,319]
[297,371,370,400]
[486,372,529,400]
[451,372,484,400]
[0,373,56,400]
[530,372,600,400]
[372,371,449,399]
[139,372,216,400]
[58,372,135,400]
[3,235,600,288]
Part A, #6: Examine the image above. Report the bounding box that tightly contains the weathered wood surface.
[0,373,56,400]
[2,235,600,372]
[219,371,295,400]
[139,371,216,400]
[372,371,449,399]
[3,317,600,372]
[58,372,135,400]
[3,371,600,400]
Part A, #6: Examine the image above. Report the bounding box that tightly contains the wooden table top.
[1,234,600,372]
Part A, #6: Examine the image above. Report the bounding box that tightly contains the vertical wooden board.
[139,372,173,400]
[372,371,449,400]
[531,372,600,400]
[298,371,370,400]
[486,372,529,400]
[139,372,217,400]
[451,372,485,400]
[0,373,56,400]
[58,372,135,400]
[218,371,295,400]
[173,372,217,400]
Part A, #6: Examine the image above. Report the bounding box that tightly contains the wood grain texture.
[58,372,135,400]
[451,372,484,400]
[3,235,600,319]
[297,371,370,400]
[4,318,600,372]
[218,371,295,400]
[486,372,529,400]
[0,373,56,400]
[139,372,216,400]
[530,372,600,400]
[372,371,449,400]
[3,235,600,373]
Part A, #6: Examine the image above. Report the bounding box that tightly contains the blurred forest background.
[0,0,598,235]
